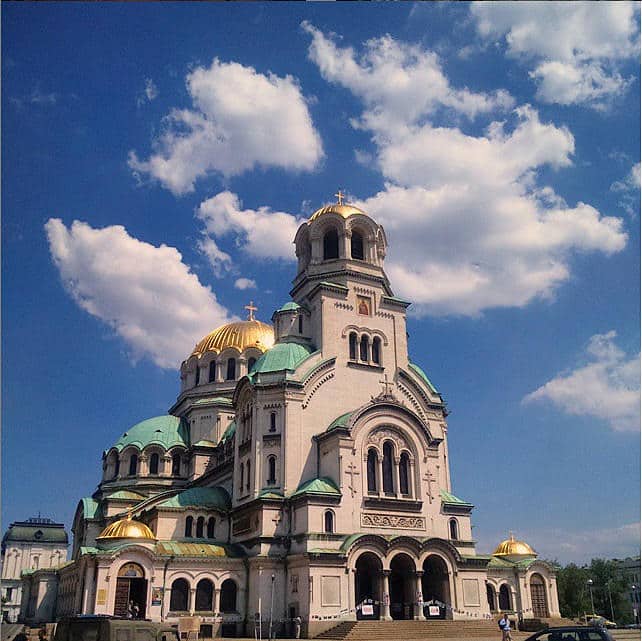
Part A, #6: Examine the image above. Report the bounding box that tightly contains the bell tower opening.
[323,228,339,260]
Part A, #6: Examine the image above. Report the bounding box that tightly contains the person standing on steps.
[499,612,513,641]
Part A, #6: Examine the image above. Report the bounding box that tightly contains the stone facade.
[28,200,559,636]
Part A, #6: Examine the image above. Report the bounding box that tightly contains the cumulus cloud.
[196,191,305,267]
[303,20,514,135]
[303,25,628,316]
[45,218,233,369]
[234,277,257,290]
[523,331,640,432]
[471,2,639,109]
[129,59,323,194]
[611,162,641,193]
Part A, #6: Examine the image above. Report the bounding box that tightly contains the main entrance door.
[530,575,548,618]
[114,562,148,619]
[355,553,382,620]
[389,554,415,620]
[422,555,450,619]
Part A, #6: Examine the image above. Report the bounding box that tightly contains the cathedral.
[23,198,560,636]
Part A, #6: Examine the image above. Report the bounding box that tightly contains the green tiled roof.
[193,439,218,448]
[278,301,301,312]
[156,486,231,511]
[257,488,285,499]
[292,477,341,497]
[220,420,236,444]
[326,412,353,432]
[110,415,189,453]
[192,397,233,406]
[249,342,313,378]
[4,523,68,545]
[408,362,439,394]
[440,489,473,507]
[156,540,245,558]
[82,497,101,519]
[106,491,146,501]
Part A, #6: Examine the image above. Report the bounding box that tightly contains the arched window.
[267,456,276,485]
[359,335,369,362]
[486,584,496,612]
[226,358,236,381]
[298,314,303,334]
[269,412,276,432]
[499,584,511,611]
[349,333,357,360]
[367,449,378,494]
[248,357,257,372]
[323,229,339,260]
[208,361,216,383]
[194,365,200,386]
[171,453,181,476]
[185,516,193,538]
[128,454,138,477]
[149,453,159,475]
[449,518,459,540]
[113,457,120,479]
[399,452,410,496]
[372,337,381,365]
[324,510,334,534]
[195,579,213,612]
[170,578,189,612]
[196,516,204,538]
[220,579,237,613]
[382,442,394,494]
[207,517,215,539]
[351,231,364,260]
[246,461,251,491]
[240,464,244,492]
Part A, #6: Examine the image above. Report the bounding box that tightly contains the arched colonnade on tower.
[346,538,459,621]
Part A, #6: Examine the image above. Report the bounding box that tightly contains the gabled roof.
[156,486,231,511]
[292,476,341,497]
[440,489,473,507]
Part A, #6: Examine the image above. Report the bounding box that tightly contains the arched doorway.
[355,553,382,620]
[486,583,496,612]
[389,554,416,620]
[422,555,450,619]
[499,584,512,611]
[114,562,147,618]
[530,574,548,618]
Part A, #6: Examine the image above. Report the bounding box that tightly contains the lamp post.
[587,580,595,616]
[632,585,638,625]
[606,582,615,623]
[269,574,275,640]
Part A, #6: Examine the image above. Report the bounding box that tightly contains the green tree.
[555,563,591,619]
[588,559,633,624]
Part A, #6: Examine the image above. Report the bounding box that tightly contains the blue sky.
[2,2,640,564]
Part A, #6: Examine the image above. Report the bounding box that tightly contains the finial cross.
[335,190,345,205]
[379,373,394,396]
[245,300,258,321]
[346,462,360,498]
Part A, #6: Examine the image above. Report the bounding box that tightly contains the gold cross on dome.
[335,190,345,205]
[245,301,258,321]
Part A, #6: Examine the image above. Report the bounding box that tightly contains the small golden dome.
[309,203,366,222]
[191,320,274,358]
[493,533,537,557]
[96,515,156,541]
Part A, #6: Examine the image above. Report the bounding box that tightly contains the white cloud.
[303,26,628,316]
[478,523,641,564]
[303,21,514,135]
[129,59,323,194]
[523,331,641,432]
[196,191,305,266]
[234,277,257,290]
[45,218,233,369]
[471,2,639,109]
[611,162,641,193]
[137,78,159,106]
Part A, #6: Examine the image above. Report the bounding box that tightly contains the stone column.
[216,360,224,383]
[189,588,196,615]
[162,455,171,477]
[415,571,426,620]
[82,561,96,614]
[381,570,392,621]
[214,588,221,614]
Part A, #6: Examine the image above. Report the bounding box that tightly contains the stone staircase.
[314,620,530,640]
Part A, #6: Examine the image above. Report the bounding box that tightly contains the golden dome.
[492,533,537,557]
[96,515,156,541]
[309,203,366,222]
[191,319,274,357]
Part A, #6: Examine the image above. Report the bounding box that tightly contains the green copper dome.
[249,342,313,378]
[110,415,189,452]
[277,301,301,312]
